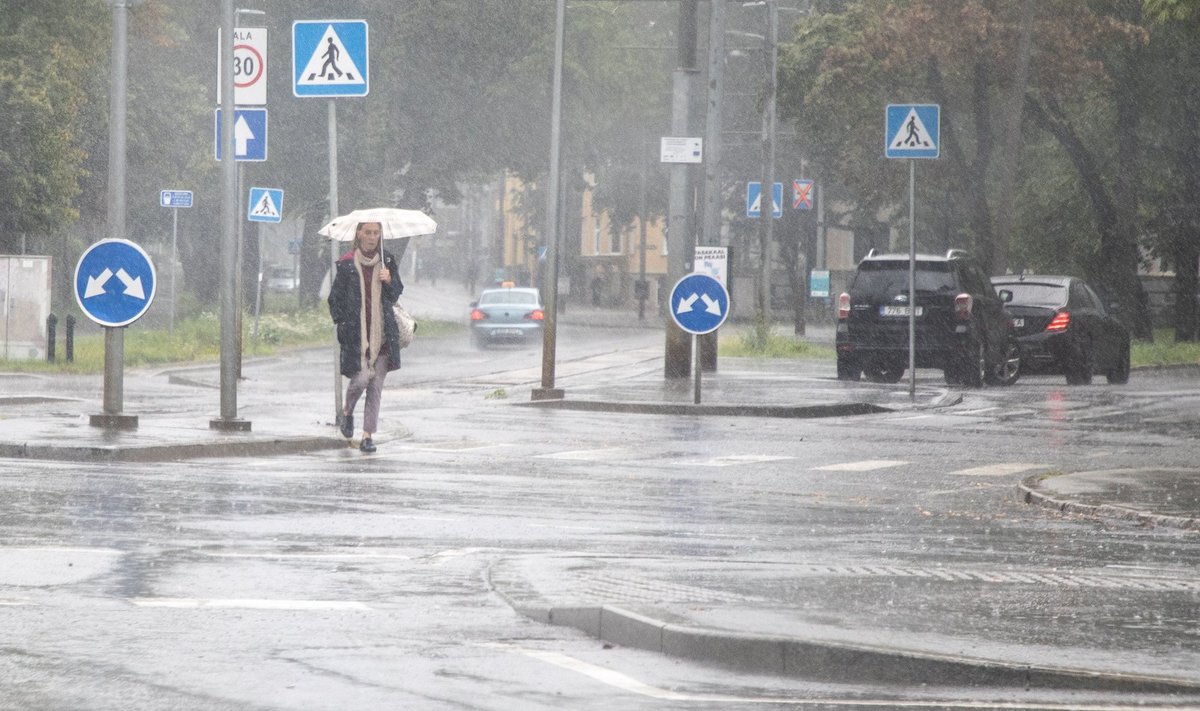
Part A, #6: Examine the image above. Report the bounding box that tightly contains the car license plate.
[1012,318,1025,328]
[880,305,922,317]
[494,328,522,336]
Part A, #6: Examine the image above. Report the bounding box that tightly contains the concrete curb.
[1020,475,1200,532]
[520,399,891,418]
[0,435,349,463]
[486,558,1200,693]
[509,600,1200,693]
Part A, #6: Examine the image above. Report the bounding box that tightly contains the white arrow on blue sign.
[746,181,783,219]
[247,187,284,223]
[293,20,369,97]
[214,108,268,161]
[74,239,157,327]
[886,104,940,159]
[670,273,730,335]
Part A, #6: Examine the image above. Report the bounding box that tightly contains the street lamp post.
[757,0,777,330]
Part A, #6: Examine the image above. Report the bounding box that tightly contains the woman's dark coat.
[327,249,404,378]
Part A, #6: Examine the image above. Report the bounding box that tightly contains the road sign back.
[293,20,369,97]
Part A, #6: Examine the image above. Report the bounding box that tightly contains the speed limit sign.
[216,27,267,106]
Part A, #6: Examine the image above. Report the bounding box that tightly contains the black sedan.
[991,275,1131,385]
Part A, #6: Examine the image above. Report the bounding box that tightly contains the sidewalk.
[3,287,1199,695]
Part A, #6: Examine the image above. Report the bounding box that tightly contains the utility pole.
[756,0,778,330]
[698,0,727,372]
[664,0,699,379]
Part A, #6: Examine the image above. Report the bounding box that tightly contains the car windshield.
[996,282,1067,308]
[852,260,956,297]
[479,290,538,306]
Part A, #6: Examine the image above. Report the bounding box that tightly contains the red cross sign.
[793,179,814,210]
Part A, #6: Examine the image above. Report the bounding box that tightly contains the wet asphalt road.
[2,325,1199,710]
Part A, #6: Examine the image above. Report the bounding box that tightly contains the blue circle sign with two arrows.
[74,239,157,327]
[670,273,729,335]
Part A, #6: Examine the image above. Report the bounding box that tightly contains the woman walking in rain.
[328,221,403,453]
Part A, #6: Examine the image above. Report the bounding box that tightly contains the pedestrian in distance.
[327,222,403,453]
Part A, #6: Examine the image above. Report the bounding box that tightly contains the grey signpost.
[885,103,940,400]
[293,19,370,425]
[159,189,193,334]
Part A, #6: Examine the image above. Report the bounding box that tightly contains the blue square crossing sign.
[293,20,369,97]
[886,104,940,159]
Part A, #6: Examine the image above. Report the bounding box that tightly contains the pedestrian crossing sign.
[886,104,939,159]
[293,20,369,97]
[248,187,284,223]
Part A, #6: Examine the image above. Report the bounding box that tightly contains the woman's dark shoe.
[339,413,354,439]
[359,437,376,453]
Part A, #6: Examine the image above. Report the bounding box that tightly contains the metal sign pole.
[252,221,264,349]
[170,206,178,334]
[102,0,130,423]
[908,158,916,401]
[693,334,702,404]
[329,99,342,421]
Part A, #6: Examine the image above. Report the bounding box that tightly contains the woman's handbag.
[394,304,416,349]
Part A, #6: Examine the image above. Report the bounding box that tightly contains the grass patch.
[1132,330,1200,368]
[718,321,835,359]
[1,305,463,374]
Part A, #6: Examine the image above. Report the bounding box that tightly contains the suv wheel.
[987,338,1021,386]
[836,354,862,381]
[864,360,905,383]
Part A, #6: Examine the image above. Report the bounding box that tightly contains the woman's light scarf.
[353,249,383,373]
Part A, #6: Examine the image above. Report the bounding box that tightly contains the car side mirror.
[998,289,1013,304]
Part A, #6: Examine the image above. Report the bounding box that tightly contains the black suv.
[836,249,1019,387]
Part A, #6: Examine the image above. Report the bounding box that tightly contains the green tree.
[0,0,108,253]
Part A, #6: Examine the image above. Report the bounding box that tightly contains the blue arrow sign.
[670,273,730,335]
[247,187,284,223]
[293,20,369,97]
[160,189,193,208]
[886,104,940,159]
[746,181,783,219]
[74,239,157,327]
[214,108,267,161]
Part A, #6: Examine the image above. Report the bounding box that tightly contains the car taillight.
[528,309,545,321]
[1046,310,1070,332]
[470,309,487,321]
[837,293,850,320]
[954,293,973,321]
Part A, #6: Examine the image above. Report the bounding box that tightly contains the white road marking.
[677,454,795,468]
[481,643,1187,709]
[130,598,370,611]
[396,442,511,452]
[537,448,631,461]
[949,463,1049,477]
[812,460,907,472]
[204,551,412,561]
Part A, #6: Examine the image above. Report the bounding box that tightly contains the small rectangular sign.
[160,190,193,208]
[810,269,831,298]
[660,136,703,164]
[694,246,728,285]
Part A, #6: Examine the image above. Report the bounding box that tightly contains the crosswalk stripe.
[813,460,907,472]
[950,463,1048,477]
